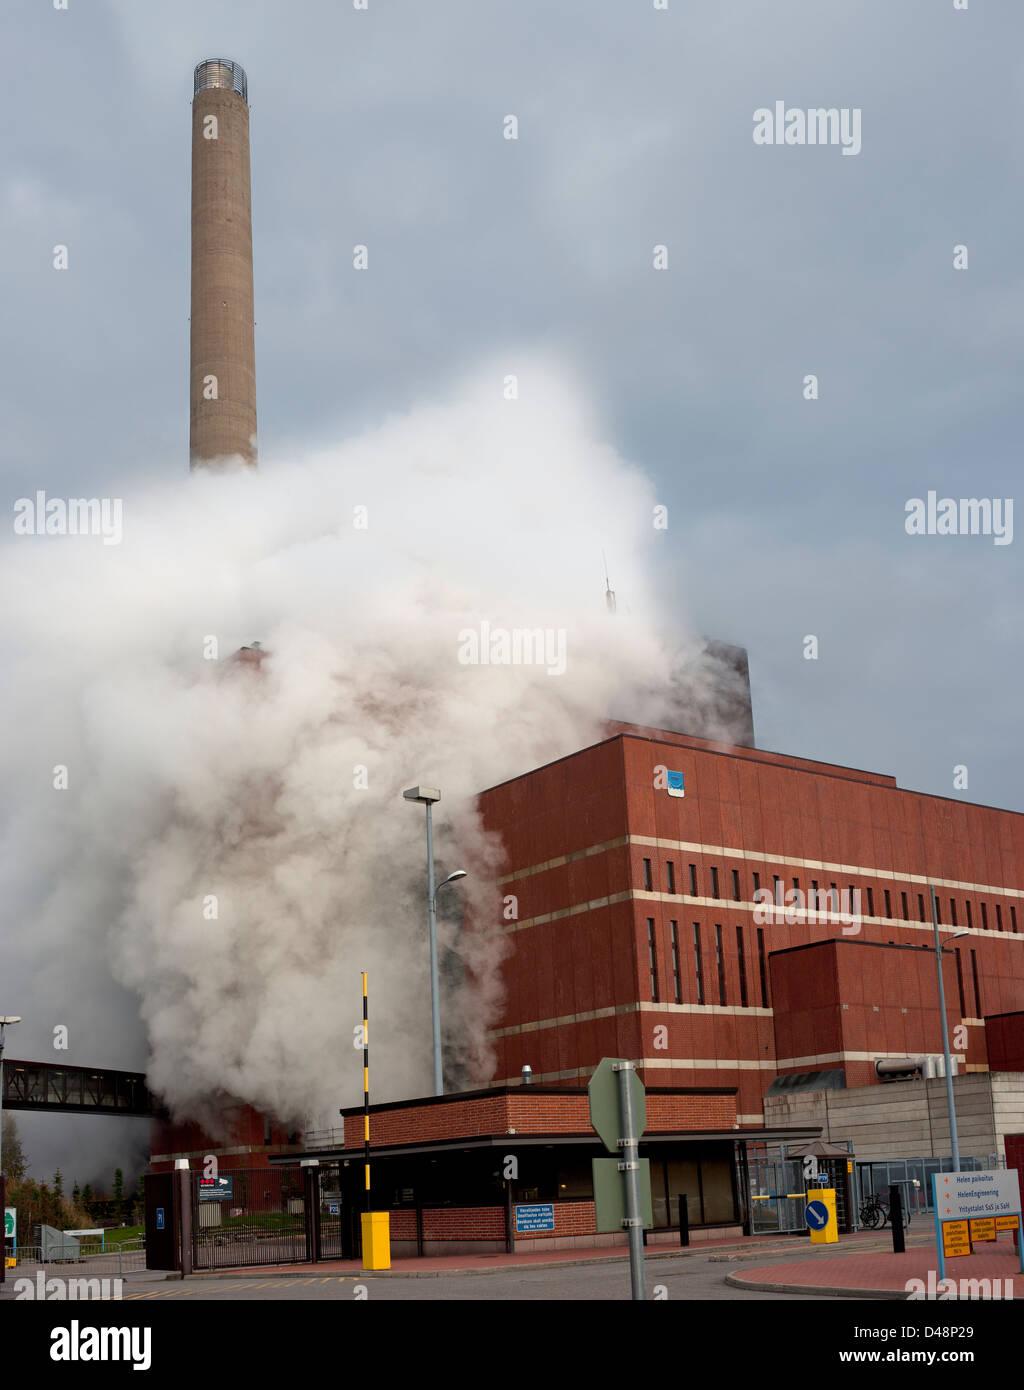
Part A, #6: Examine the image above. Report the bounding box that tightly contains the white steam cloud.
[1,360,709,1135]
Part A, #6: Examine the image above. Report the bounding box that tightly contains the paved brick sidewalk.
[727,1232,1023,1298]
[189,1228,933,1280]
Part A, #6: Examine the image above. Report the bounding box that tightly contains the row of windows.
[647,917,769,1009]
[640,857,1018,933]
[644,915,985,1017]
[639,917,983,1017]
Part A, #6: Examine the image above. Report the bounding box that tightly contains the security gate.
[747,1155,807,1235]
[192,1166,308,1270]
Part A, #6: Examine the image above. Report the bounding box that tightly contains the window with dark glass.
[643,857,653,891]
[756,928,768,1007]
[714,924,726,1006]
[710,867,720,899]
[689,864,698,896]
[670,921,681,1004]
[647,918,659,1001]
[693,923,704,1005]
[736,925,748,1007]
[666,860,676,895]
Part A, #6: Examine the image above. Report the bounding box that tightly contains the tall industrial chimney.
[189,59,257,469]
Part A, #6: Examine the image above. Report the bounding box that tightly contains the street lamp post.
[929,885,965,1173]
[403,787,467,1096]
[0,1014,22,1285]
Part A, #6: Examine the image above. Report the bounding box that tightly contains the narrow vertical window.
[1012,905,1018,934]
[710,867,720,899]
[981,902,988,930]
[866,886,874,918]
[970,949,981,1016]
[965,900,973,929]
[901,891,909,920]
[752,871,760,897]
[647,918,659,1002]
[884,889,892,918]
[666,860,676,895]
[756,928,769,1007]
[714,924,726,1006]
[670,921,681,1003]
[643,857,653,891]
[773,875,782,907]
[732,869,741,902]
[918,893,926,922]
[934,898,942,925]
[736,925,748,1007]
[949,899,957,927]
[693,923,704,1005]
[954,948,966,1017]
[689,864,698,896]
[996,904,1003,932]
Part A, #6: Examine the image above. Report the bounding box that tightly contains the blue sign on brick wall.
[515,1203,555,1233]
[666,770,685,798]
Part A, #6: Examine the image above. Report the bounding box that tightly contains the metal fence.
[855,1154,1005,1220]
[5,1241,146,1277]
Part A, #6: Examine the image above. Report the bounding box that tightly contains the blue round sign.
[805,1199,829,1230]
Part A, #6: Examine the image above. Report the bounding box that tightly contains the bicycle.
[859,1193,910,1230]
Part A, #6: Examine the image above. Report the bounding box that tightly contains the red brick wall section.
[986,1015,1024,1071]
[420,1207,506,1241]
[515,1201,596,1240]
[344,1096,508,1148]
[1006,1135,1024,1210]
[345,1090,736,1149]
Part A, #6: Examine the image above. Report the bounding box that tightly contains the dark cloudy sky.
[3,0,1020,809]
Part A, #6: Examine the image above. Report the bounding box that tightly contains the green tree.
[112,1168,124,1202]
[1,1113,28,1182]
[72,1181,81,1204]
[53,1168,64,1200]
[81,1182,94,1213]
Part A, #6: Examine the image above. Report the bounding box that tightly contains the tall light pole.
[929,885,966,1173]
[403,787,467,1096]
[0,1014,22,1286]
[0,1015,22,1179]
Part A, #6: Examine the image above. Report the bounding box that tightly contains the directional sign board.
[4,1208,15,1239]
[932,1170,1024,1281]
[805,1199,829,1231]
[588,1057,646,1154]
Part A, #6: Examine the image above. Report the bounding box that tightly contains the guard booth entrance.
[745,1140,855,1236]
[144,1163,361,1272]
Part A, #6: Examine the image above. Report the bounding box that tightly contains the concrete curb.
[725,1272,900,1299]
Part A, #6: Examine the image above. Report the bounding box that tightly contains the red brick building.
[480,721,1024,1119]
[153,717,1024,1250]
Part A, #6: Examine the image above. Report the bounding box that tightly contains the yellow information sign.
[969,1217,996,1242]
[996,1214,1020,1233]
[942,1220,971,1258]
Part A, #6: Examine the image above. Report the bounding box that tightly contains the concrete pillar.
[189,58,257,469]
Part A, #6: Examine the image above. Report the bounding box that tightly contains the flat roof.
[337,1082,736,1119]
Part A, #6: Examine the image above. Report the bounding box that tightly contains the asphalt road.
[109,1249,845,1300]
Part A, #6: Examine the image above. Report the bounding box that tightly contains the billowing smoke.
[1,360,714,1135]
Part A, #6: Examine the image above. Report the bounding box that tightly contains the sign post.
[931,1169,1024,1284]
[588,1057,649,1301]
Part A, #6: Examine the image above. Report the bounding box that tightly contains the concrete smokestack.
[190,59,257,469]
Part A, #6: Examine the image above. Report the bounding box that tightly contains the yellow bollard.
[361,1211,391,1270]
[807,1187,839,1244]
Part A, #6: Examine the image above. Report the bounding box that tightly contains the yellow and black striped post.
[362,971,370,1211]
